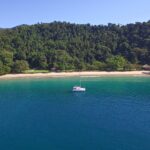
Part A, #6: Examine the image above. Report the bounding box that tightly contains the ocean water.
[0,77,150,150]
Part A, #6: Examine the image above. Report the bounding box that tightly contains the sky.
[0,0,150,28]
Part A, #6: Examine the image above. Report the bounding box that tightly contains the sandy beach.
[0,71,149,80]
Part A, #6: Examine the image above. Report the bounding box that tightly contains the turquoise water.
[0,77,150,150]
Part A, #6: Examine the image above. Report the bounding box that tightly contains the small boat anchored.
[72,86,86,92]
[72,77,86,92]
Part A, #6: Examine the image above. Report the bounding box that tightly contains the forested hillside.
[0,21,150,74]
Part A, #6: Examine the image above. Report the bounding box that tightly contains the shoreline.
[0,71,150,80]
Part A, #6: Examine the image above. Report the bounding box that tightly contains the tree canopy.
[0,21,150,74]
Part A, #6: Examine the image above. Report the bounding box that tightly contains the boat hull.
[72,87,86,92]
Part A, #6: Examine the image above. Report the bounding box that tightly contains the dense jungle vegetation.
[0,21,150,74]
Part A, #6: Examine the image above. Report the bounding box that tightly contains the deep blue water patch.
[0,77,150,150]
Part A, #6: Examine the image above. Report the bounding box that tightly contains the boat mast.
[79,71,81,86]
[80,78,81,86]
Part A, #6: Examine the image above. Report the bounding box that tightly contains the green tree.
[0,50,13,67]
[28,52,48,69]
[47,50,74,70]
[92,61,106,70]
[106,55,127,71]
[12,60,29,73]
[14,50,26,60]
[0,50,13,74]
[0,61,4,75]
[36,53,48,69]
[95,45,111,61]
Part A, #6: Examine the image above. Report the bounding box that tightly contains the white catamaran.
[72,77,86,92]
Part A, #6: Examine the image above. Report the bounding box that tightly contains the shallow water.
[0,77,150,150]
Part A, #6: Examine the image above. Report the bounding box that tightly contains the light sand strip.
[0,71,149,80]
